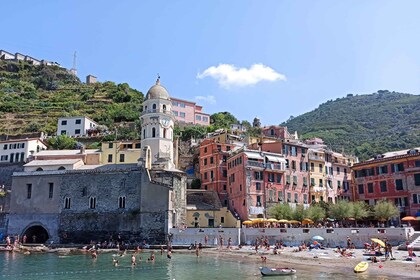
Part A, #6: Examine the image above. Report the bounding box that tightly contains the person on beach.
[22,235,27,244]
[204,235,208,246]
[346,236,351,249]
[387,243,394,259]
[227,237,232,249]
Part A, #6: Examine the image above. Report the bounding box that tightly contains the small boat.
[259,266,297,276]
[354,261,369,273]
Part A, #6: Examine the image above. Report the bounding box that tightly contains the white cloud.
[196,63,286,88]
[195,95,216,104]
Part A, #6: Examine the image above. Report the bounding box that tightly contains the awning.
[265,155,285,163]
[244,152,264,160]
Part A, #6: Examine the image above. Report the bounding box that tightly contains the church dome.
[145,78,170,100]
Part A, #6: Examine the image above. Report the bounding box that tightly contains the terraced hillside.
[0,60,143,138]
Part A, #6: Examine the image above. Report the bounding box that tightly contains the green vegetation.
[269,200,389,225]
[46,135,78,150]
[0,60,143,137]
[282,91,420,160]
[373,200,400,224]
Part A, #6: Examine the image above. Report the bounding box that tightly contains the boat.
[354,261,369,273]
[259,266,297,276]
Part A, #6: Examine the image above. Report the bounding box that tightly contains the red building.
[227,148,286,220]
[199,138,232,206]
[352,147,420,218]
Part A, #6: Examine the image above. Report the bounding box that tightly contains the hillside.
[0,60,143,138]
[282,91,420,160]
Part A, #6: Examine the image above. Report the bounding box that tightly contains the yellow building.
[187,190,240,228]
[100,140,141,164]
[309,148,327,203]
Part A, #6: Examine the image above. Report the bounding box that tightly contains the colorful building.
[352,147,420,218]
[171,97,210,126]
[186,190,239,228]
[100,140,141,164]
[227,148,286,220]
[199,138,232,206]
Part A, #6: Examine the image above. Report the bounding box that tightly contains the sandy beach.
[193,245,420,279]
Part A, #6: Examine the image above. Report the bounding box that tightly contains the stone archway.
[22,225,49,244]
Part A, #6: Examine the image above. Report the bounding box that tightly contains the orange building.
[199,139,232,206]
[352,147,420,219]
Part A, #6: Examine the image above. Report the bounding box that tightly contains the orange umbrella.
[402,216,417,221]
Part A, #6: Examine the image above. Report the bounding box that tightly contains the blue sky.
[2,1,420,125]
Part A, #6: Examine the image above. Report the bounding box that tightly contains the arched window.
[119,196,126,208]
[89,197,96,209]
[36,167,43,171]
[58,166,66,170]
[64,197,71,209]
[152,127,156,138]
[163,104,166,112]
[152,104,157,111]
[145,105,148,112]
[163,128,167,138]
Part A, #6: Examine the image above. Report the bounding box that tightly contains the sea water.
[0,251,401,280]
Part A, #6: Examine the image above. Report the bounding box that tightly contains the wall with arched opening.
[22,224,50,244]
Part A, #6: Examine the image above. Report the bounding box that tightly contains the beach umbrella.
[252,218,264,223]
[242,220,253,225]
[326,218,335,222]
[302,218,314,224]
[370,238,385,247]
[277,219,289,223]
[312,235,324,241]
[401,216,417,221]
[288,220,300,224]
[266,218,278,223]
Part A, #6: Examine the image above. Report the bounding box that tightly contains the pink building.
[171,97,210,125]
[227,148,286,220]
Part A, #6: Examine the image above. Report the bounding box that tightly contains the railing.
[140,109,174,116]
[246,161,285,171]
[308,154,324,161]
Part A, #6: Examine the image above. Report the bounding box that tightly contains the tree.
[306,204,326,222]
[292,204,306,221]
[329,200,353,222]
[210,112,238,129]
[268,203,293,220]
[373,200,400,224]
[351,201,370,226]
[46,135,78,150]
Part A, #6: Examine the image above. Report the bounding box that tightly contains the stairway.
[398,232,420,251]
[409,232,420,251]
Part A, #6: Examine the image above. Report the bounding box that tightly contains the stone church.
[7,78,187,244]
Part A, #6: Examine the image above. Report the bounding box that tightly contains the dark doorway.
[23,225,49,244]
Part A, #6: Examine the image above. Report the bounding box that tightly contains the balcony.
[308,153,324,161]
[246,161,285,171]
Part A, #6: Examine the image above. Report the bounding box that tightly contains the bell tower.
[140,77,175,168]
